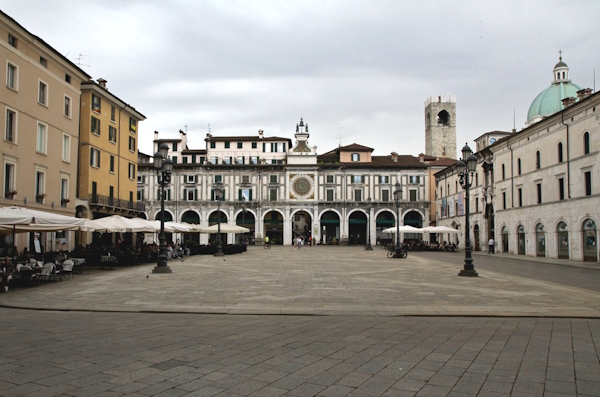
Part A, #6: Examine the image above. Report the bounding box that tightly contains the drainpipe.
[561,111,571,198]
[508,141,514,208]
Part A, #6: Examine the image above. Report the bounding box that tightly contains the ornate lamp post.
[214,181,225,257]
[457,143,479,277]
[393,181,402,255]
[152,142,173,274]
[365,197,373,250]
[241,196,247,245]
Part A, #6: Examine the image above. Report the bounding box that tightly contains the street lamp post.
[457,143,479,277]
[152,142,173,274]
[365,197,373,250]
[214,181,225,257]
[393,181,402,255]
[241,196,247,245]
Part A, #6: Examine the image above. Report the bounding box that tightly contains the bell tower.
[425,95,457,158]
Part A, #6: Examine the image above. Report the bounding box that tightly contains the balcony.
[89,194,145,213]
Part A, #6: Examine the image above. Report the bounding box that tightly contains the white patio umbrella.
[422,226,460,234]
[382,225,424,234]
[83,215,156,233]
[0,206,85,233]
[202,223,250,233]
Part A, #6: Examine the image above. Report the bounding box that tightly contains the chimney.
[97,78,107,89]
[391,152,398,162]
[577,88,593,101]
[418,153,424,162]
[258,129,264,139]
[154,131,159,140]
[562,97,577,107]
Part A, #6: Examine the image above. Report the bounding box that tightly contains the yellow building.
[78,79,146,227]
[1,10,90,253]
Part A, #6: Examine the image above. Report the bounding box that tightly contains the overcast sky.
[3,1,599,158]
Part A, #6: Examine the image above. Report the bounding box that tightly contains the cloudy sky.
[3,1,599,158]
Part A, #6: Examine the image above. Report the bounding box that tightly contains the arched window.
[558,142,563,163]
[584,131,590,154]
[517,158,522,175]
[536,151,541,169]
[562,72,565,79]
[501,164,505,179]
[455,181,458,192]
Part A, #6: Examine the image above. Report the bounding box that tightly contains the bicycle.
[387,244,407,259]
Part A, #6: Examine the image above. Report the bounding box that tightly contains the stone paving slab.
[1,246,600,317]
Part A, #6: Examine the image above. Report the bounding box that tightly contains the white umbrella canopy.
[382,225,424,234]
[180,222,203,232]
[202,223,250,233]
[0,206,85,233]
[422,226,460,234]
[84,215,156,233]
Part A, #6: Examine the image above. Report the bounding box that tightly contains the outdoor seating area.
[1,256,81,291]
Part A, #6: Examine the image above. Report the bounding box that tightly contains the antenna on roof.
[513,107,516,131]
[208,124,212,134]
[75,54,89,67]
[335,127,343,146]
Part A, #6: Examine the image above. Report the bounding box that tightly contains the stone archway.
[263,210,284,245]
[208,210,228,245]
[375,210,395,246]
[403,210,423,242]
[181,210,200,245]
[348,211,367,245]
[236,210,255,244]
[320,210,340,245]
[291,210,312,241]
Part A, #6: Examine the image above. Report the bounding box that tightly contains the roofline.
[81,81,146,120]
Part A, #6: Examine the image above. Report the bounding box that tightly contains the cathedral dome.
[526,54,583,125]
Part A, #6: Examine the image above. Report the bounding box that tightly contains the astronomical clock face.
[289,174,315,200]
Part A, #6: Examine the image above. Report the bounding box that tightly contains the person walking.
[264,235,270,248]
[488,237,495,254]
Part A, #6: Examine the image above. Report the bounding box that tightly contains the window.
[39,56,47,68]
[518,188,522,207]
[224,142,230,149]
[475,197,479,212]
[91,116,100,135]
[270,175,278,184]
[36,122,47,154]
[252,142,257,149]
[5,108,16,143]
[558,142,563,163]
[111,105,116,122]
[214,175,222,183]
[169,142,176,152]
[60,178,68,207]
[501,164,505,180]
[537,183,542,204]
[382,189,390,202]
[38,81,47,105]
[210,142,216,149]
[354,189,362,202]
[409,190,417,201]
[326,189,334,201]
[186,175,196,183]
[222,157,231,165]
[379,175,389,184]
[129,117,137,133]
[110,155,115,173]
[558,178,565,200]
[351,153,360,162]
[584,132,590,154]
[241,175,250,184]
[6,63,17,90]
[517,158,522,175]
[92,93,100,113]
[109,126,117,143]
[585,171,592,196]
[236,156,244,165]
[63,96,71,118]
[237,142,243,149]
[129,136,136,152]
[129,163,135,180]
[352,175,363,184]
[62,134,70,162]
[185,188,197,201]
[250,156,258,165]
[4,163,15,199]
[137,175,145,184]
[90,147,100,168]
[8,34,17,48]
[210,157,218,165]
[137,189,144,201]
[65,74,71,84]
[502,192,506,209]
[326,175,334,184]
[409,176,420,184]
[536,151,541,169]
[475,173,479,186]
[35,170,45,203]
[269,188,278,201]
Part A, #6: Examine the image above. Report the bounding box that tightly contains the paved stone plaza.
[1,247,599,396]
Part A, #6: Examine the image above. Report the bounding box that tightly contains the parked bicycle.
[387,243,407,259]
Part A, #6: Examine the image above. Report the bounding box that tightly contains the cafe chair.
[38,263,55,283]
[57,260,74,280]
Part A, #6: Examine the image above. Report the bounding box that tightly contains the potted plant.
[6,190,17,197]
[61,198,70,203]
[36,193,46,200]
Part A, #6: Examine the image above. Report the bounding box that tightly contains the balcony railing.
[90,194,145,212]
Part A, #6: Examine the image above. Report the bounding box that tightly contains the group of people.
[293,235,312,249]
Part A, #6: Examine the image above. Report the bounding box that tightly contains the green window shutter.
[211,190,214,201]
[238,189,242,201]
[249,190,253,200]
[262,143,266,152]
[282,143,286,152]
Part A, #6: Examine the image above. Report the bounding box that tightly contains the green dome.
[527,81,583,123]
